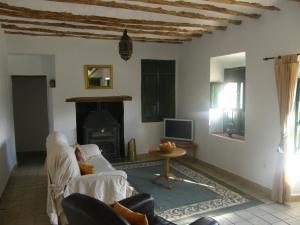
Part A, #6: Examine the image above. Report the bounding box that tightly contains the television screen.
[164,119,193,141]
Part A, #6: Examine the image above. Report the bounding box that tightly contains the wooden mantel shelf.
[66,96,132,103]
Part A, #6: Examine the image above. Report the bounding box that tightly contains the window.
[210,67,245,137]
[209,52,246,140]
[141,60,175,122]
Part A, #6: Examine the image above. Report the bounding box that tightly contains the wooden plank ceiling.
[0,0,293,44]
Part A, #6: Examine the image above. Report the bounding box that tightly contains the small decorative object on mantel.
[119,29,133,61]
[49,79,56,88]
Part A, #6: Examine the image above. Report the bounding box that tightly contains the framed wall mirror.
[84,65,113,89]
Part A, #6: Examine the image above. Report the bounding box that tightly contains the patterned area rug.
[115,160,262,223]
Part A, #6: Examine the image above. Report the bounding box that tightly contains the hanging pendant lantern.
[119,29,133,61]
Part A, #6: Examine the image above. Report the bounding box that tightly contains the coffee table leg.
[165,157,169,174]
[152,157,173,189]
[165,158,172,189]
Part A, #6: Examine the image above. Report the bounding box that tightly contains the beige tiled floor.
[1,154,300,225]
[0,154,50,225]
[175,156,300,225]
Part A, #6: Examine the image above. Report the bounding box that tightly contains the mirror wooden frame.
[84,65,113,89]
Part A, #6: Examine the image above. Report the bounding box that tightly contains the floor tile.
[247,206,267,216]
[285,218,300,225]
[248,217,270,225]
[235,221,252,225]
[258,213,281,223]
[272,222,288,225]
[223,212,244,223]
[258,204,278,213]
[235,210,256,220]
[212,216,233,225]
[0,154,50,225]
[271,211,292,220]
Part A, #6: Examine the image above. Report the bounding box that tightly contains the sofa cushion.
[78,144,101,161]
[112,201,148,225]
[75,147,85,163]
[85,154,115,173]
[78,162,96,175]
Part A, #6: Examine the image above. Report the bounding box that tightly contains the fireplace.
[83,111,120,160]
[67,96,132,162]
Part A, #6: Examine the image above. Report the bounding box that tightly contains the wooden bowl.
[160,146,176,153]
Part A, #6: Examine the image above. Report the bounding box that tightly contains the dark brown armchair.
[62,193,219,225]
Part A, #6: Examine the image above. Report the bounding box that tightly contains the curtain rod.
[263,53,300,61]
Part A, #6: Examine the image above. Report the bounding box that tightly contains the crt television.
[164,118,194,141]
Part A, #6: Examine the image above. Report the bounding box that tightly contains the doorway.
[12,76,49,153]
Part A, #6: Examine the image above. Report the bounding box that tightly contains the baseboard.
[0,197,4,210]
[193,158,271,196]
[288,195,300,202]
[16,151,46,157]
[136,153,161,161]
[0,162,17,200]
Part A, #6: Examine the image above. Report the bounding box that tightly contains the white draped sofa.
[46,132,132,225]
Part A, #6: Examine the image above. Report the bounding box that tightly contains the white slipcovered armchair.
[46,132,132,225]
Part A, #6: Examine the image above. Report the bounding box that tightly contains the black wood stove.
[75,101,125,162]
[83,111,120,161]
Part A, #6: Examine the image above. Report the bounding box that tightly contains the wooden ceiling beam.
[4,31,185,44]
[0,18,204,38]
[0,3,227,30]
[202,0,280,11]
[47,0,242,25]
[5,31,115,40]
[2,24,191,43]
[0,9,209,33]
[127,0,261,18]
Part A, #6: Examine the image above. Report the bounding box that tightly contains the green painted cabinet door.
[141,60,175,122]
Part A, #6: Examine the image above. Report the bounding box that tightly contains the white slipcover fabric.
[78,144,101,161]
[85,155,115,173]
[46,132,132,225]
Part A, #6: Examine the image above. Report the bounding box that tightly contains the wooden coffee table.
[149,147,186,189]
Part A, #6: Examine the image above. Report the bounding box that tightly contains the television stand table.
[161,139,198,159]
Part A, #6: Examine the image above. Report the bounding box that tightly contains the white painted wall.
[8,54,55,77]
[0,29,17,196]
[210,52,246,82]
[6,37,180,154]
[178,1,300,190]
[8,54,55,132]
